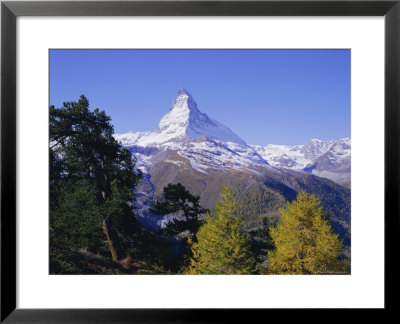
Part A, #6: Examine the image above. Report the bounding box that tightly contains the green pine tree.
[186,185,255,274]
[49,95,142,264]
[248,216,277,273]
[151,183,208,237]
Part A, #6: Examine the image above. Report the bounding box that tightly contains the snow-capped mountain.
[113,89,350,245]
[159,88,247,145]
[116,88,246,147]
[252,138,351,186]
[114,88,268,174]
[115,89,350,185]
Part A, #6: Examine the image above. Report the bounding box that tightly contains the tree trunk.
[102,218,119,262]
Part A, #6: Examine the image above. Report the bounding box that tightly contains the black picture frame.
[1,0,399,322]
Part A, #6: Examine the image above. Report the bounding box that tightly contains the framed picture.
[1,0,398,321]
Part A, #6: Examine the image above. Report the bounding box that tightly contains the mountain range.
[252,138,351,187]
[114,89,351,246]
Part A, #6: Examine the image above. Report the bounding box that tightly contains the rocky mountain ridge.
[252,138,351,186]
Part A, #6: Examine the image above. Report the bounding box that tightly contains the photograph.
[49,49,351,275]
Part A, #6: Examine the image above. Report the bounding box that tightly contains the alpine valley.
[114,89,351,246]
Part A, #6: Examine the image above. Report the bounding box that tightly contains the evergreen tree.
[151,183,208,237]
[268,191,348,274]
[50,180,104,252]
[49,95,142,263]
[186,186,255,274]
[248,216,277,272]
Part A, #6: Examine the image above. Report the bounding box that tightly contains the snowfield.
[251,138,350,169]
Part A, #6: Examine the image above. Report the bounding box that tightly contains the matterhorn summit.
[114,88,268,171]
[138,88,247,146]
[158,88,199,131]
[114,88,349,185]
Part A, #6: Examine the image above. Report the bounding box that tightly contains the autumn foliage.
[268,191,348,274]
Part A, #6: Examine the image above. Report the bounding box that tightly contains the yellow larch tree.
[268,191,348,275]
[185,185,255,274]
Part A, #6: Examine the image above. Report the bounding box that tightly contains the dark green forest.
[50,96,350,275]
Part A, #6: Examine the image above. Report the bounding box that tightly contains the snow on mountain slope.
[114,88,268,173]
[303,138,351,184]
[114,88,350,186]
[158,88,246,145]
[252,138,351,185]
[251,143,310,170]
[115,88,246,148]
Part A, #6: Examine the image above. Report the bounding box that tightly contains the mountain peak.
[156,89,246,146]
[168,88,198,114]
[178,88,192,97]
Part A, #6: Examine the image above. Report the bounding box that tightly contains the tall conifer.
[268,191,348,274]
[186,186,255,274]
[49,95,142,262]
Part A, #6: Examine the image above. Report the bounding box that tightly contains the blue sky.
[50,49,350,146]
